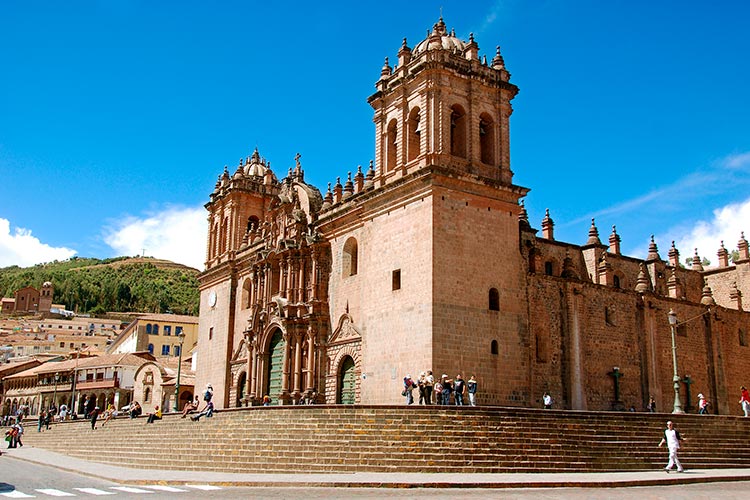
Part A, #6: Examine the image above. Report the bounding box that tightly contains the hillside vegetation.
[0,257,200,315]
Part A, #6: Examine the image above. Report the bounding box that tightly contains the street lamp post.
[173,331,186,412]
[667,309,683,414]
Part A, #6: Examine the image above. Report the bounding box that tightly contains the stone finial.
[692,248,704,271]
[333,177,343,203]
[701,279,716,306]
[354,165,365,193]
[646,235,660,261]
[492,45,505,70]
[518,200,530,229]
[730,282,743,310]
[738,232,749,261]
[668,241,680,268]
[398,37,412,66]
[717,241,729,268]
[609,225,621,255]
[667,268,683,299]
[541,208,554,240]
[634,263,651,293]
[561,250,579,279]
[598,253,612,285]
[323,182,333,205]
[366,159,376,180]
[585,218,602,246]
[343,171,354,198]
[380,57,392,78]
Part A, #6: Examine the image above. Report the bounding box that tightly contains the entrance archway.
[337,356,356,404]
[265,329,285,404]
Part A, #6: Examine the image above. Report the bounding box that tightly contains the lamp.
[667,309,683,414]
[52,371,60,415]
[173,331,187,412]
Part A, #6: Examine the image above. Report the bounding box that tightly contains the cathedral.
[196,18,749,414]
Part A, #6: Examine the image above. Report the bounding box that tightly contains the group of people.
[4,418,23,449]
[402,372,478,406]
[186,383,214,421]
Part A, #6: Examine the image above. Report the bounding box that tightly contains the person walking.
[453,374,465,406]
[647,396,656,413]
[90,407,100,430]
[658,420,684,473]
[698,393,709,415]
[467,375,478,406]
[740,386,750,417]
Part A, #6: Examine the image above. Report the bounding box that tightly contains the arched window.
[386,119,398,172]
[407,107,421,162]
[153,324,159,335]
[146,323,152,334]
[544,261,554,276]
[479,113,495,165]
[450,104,467,158]
[489,288,500,311]
[247,215,259,234]
[342,237,358,277]
[242,279,252,309]
[147,343,154,354]
[491,339,499,355]
[613,275,621,289]
[144,387,151,403]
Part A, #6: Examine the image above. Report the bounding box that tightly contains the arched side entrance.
[265,329,285,404]
[337,356,356,404]
[236,372,247,407]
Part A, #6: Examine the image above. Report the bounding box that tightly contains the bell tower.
[368,17,519,186]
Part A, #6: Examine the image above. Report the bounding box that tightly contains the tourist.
[467,375,478,406]
[101,403,116,427]
[90,406,100,430]
[453,374,465,406]
[698,393,709,415]
[417,373,426,405]
[434,377,443,405]
[658,420,684,473]
[146,405,162,424]
[203,384,214,404]
[262,395,271,406]
[543,392,553,409]
[403,375,416,405]
[440,374,453,405]
[740,386,750,417]
[191,400,214,421]
[37,410,46,433]
[424,371,434,405]
[5,425,18,448]
[181,396,200,418]
[129,401,142,419]
[647,396,656,413]
[58,404,68,421]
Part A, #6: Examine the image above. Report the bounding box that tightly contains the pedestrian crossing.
[1,485,223,498]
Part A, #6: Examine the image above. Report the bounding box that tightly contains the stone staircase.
[18,405,750,473]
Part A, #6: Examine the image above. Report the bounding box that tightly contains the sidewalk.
[5,446,750,489]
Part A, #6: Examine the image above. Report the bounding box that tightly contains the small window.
[343,237,359,277]
[59,342,65,348]
[146,324,152,334]
[176,326,183,336]
[162,345,170,356]
[392,269,401,291]
[613,275,621,289]
[544,261,554,276]
[677,324,687,338]
[153,324,159,335]
[491,339,499,355]
[164,325,171,336]
[209,327,213,341]
[148,343,154,354]
[489,288,500,311]
[144,387,151,403]
[175,345,181,357]
[740,329,747,347]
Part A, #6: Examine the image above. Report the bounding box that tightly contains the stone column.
[293,333,302,394]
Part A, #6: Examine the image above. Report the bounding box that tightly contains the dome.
[243,148,268,178]
[413,17,467,55]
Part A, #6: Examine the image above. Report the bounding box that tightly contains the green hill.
[0,257,200,316]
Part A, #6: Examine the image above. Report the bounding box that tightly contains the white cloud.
[104,206,207,270]
[0,218,77,267]
[666,197,750,267]
[721,151,750,169]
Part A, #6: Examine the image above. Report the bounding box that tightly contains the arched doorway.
[265,329,285,404]
[337,356,356,404]
[236,372,247,407]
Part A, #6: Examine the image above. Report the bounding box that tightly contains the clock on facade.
[208,291,217,308]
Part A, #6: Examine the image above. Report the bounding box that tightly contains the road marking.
[110,486,153,493]
[35,490,74,497]
[74,488,116,495]
[143,486,187,492]
[1,491,35,498]
[186,484,222,490]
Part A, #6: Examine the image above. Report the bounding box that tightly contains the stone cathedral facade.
[196,18,749,414]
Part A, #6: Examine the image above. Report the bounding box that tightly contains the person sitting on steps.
[191,400,214,421]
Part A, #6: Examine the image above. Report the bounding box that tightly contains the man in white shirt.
[658,420,684,473]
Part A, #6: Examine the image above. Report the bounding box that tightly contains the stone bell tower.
[368,16,519,187]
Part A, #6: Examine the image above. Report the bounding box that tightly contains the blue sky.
[1,1,749,270]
